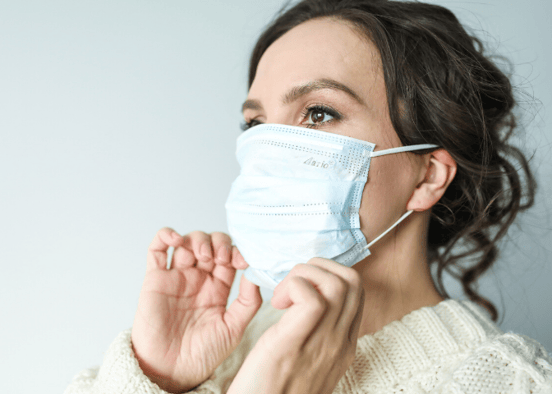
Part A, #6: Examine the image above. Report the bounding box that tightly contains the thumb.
[223,274,262,337]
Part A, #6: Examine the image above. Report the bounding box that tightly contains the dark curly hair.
[247,0,536,320]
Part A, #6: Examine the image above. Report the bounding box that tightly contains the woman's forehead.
[249,18,384,106]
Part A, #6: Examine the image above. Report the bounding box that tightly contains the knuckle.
[289,263,308,275]
[288,275,306,287]
[212,233,232,248]
[156,227,174,238]
[327,276,347,296]
[309,296,327,316]
[210,231,230,239]
[342,267,362,288]
[188,230,209,240]
[149,227,173,248]
[306,257,324,265]
[289,277,326,312]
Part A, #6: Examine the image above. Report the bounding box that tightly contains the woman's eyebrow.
[241,99,263,113]
[282,78,365,106]
[241,78,365,114]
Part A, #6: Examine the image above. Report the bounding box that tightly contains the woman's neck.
[353,211,444,337]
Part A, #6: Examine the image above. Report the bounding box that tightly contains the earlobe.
[406,149,457,212]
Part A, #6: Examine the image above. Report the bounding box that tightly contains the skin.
[131,230,262,392]
[241,17,456,339]
[131,17,457,394]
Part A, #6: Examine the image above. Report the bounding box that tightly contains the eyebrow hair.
[241,99,263,113]
[283,78,365,106]
[241,78,365,113]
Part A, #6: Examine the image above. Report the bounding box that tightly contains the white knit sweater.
[65,299,552,394]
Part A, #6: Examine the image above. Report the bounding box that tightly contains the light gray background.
[0,1,550,393]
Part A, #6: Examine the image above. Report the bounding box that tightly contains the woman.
[65,0,551,393]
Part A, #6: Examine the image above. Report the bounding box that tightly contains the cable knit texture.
[64,299,552,394]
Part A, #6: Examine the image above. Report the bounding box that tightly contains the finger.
[211,263,237,287]
[231,246,248,270]
[272,263,347,326]
[182,231,213,271]
[211,239,246,286]
[146,227,184,271]
[270,276,326,346]
[348,287,365,344]
[171,245,196,270]
[224,274,262,338]
[182,231,212,261]
[210,232,233,266]
[307,257,361,286]
[306,258,364,330]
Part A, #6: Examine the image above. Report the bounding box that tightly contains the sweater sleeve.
[63,330,221,394]
[64,302,284,394]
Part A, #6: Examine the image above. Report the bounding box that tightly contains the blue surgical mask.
[225,123,437,289]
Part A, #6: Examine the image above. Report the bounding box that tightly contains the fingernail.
[217,245,231,263]
[201,243,212,259]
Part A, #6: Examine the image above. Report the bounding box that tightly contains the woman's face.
[243,18,426,245]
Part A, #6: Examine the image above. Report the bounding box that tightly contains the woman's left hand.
[227,257,365,394]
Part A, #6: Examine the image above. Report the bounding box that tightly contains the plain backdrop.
[0,0,551,392]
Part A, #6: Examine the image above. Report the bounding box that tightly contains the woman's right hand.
[131,228,262,393]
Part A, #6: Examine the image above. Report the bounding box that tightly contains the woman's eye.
[241,119,263,131]
[301,105,339,127]
[305,109,334,125]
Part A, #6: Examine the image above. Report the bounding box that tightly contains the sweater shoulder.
[437,332,552,393]
[339,299,552,394]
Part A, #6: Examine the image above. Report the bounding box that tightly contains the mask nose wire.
[362,210,414,251]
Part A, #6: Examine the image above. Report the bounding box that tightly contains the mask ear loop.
[362,210,414,251]
[370,144,438,157]
[361,143,438,250]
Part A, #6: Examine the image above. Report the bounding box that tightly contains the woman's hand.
[131,228,262,393]
[227,258,364,394]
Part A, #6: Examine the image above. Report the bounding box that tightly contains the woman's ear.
[406,149,457,212]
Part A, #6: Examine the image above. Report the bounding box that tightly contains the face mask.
[225,123,437,289]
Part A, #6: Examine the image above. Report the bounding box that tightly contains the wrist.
[132,343,198,393]
[227,344,287,394]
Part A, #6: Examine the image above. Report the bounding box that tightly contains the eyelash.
[240,119,261,131]
[240,104,342,131]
